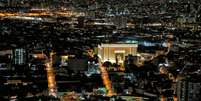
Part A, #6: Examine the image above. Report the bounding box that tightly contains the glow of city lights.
[88,49,114,96]
[45,52,57,97]
[99,59,114,96]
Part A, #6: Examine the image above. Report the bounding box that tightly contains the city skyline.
[0,0,201,101]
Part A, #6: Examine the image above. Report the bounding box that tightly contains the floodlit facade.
[98,43,138,64]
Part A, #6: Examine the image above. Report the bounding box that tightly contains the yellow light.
[160,95,166,101]
[173,96,177,101]
[45,51,57,97]
[99,60,114,96]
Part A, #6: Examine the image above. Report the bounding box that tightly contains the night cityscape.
[0,0,201,101]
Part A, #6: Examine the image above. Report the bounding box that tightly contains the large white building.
[98,43,138,64]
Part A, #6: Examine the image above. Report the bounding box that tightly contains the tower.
[13,48,26,65]
[177,80,201,101]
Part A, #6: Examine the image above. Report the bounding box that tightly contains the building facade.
[13,48,26,65]
[177,80,201,101]
[98,43,138,64]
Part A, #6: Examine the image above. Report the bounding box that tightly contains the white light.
[7,16,43,21]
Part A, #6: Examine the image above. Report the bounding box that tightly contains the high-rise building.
[177,80,201,101]
[13,48,26,65]
[187,82,200,101]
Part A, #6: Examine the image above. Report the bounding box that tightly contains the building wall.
[13,48,26,65]
[177,80,201,101]
[98,44,138,63]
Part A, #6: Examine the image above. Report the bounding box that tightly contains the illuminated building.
[61,55,68,66]
[98,43,138,64]
[13,48,26,65]
[177,80,201,101]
